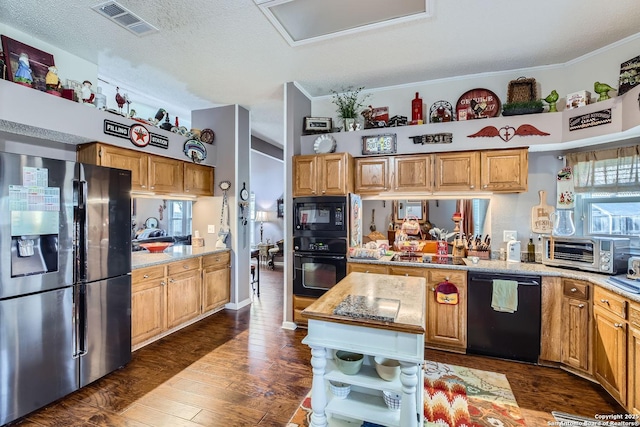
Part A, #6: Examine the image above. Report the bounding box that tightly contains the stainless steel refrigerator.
[0,152,132,426]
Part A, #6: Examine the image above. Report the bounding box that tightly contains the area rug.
[287,361,526,426]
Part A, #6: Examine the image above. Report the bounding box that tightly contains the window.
[568,145,640,237]
[167,201,192,236]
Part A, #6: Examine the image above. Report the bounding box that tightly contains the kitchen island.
[302,272,426,427]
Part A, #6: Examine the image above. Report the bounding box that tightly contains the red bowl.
[139,242,174,253]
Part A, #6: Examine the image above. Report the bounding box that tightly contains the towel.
[491,279,518,313]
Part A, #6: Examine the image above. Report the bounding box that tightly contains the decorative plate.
[144,217,159,228]
[455,88,501,120]
[429,100,454,123]
[313,134,336,154]
[200,128,215,144]
[183,139,207,163]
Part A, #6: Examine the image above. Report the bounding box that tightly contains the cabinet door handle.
[143,274,149,279]
[150,186,155,190]
[614,323,623,328]
[160,281,166,286]
[141,185,146,188]
[169,279,175,283]
[431,287,435,292]
[578,304,584,308]
[470,185,475,189]
[183,265,189,269]
[600,299,609,304]
[482,184,487,189]
[570,287,577,292]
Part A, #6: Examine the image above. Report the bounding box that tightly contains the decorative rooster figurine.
[594,81,616,101]
[115,87,126,114]
[543,90,559,112]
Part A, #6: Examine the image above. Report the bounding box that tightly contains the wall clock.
[240,182,249,201]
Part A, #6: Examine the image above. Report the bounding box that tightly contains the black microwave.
[293,196,347,236]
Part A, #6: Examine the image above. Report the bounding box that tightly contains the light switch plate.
[207,225,215,233]
[503,230,517,242]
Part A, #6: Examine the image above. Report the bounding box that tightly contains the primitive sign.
[568,109,612,131]
[410,133,453,144]
[103,119,169,149]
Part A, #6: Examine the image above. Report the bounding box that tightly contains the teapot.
[551,209,575,237]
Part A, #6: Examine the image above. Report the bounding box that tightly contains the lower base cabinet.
[131,252,230,349]
[425,269,467,351]
[131,265,166,347]
[561,279,592,374]
[202,252,231,312]
[293,295,317,327]
[629,303,640,414]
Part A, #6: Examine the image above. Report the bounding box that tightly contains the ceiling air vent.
[91,1,158,37]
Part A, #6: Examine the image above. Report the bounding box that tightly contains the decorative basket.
[329,381,351,399]
[507,77,538,103]
[382,391,401,411]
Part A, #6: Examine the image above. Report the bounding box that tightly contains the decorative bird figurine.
[543,90,559,112]
[594,81,616,101]
[115,87,126,114]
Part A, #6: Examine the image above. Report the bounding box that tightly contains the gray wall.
[251,149,284,244]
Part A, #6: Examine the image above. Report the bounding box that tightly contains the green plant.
[331,86,370,119]
[502,100,543,111]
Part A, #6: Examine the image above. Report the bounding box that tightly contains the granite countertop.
[349,255,640,304]
[131,245,229,269]
[302,272,426,334]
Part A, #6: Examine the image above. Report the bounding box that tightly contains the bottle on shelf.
[411,92,423,125]
[527,236,535,262]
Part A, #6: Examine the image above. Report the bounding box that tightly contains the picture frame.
[1,35,55,92]
[276,198,284,218]
[618,54,640,96]
[303,117,332,134]
[361,133,397,155]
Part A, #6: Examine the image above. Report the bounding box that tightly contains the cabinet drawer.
[562,279,589,300]
[427,270,466,286]
[202,252,230,269]
[167,257,201,276]
[593,286,627,320]
[132,265,165,283]
[630,303,640,329]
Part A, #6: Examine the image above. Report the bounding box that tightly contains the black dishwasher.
[467,272,541,363]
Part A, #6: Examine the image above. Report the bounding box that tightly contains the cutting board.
[531,190,554,234]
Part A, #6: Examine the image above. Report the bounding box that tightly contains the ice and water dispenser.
[10,208,59,277]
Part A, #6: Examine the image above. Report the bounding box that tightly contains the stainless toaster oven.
[542,236,631,274]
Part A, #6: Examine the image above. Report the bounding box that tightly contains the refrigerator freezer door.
[0,287,77,425]
[0,152,74,300]
[80,275,131,387]
[78,163,131,283]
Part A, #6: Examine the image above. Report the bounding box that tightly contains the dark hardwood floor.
[8,264,625,426]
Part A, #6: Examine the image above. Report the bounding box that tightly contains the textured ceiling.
[2,0,640,147]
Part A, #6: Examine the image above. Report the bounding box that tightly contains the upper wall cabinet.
[293,152,353,197]
[434,151,480,192]
[77,142,214,196]
[480,149,528,192]
[354,154,434,194]
[354,157,390,194]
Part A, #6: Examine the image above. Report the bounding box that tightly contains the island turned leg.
[309,345,328,427]
[399,361,420,427]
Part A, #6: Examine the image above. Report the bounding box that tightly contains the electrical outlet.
[207,225,215,234]
[503,230,517,242]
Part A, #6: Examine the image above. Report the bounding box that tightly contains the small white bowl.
[382,391,401,411]
[329,381,351,399]
[374,356,400,381]
[470,256,480,264]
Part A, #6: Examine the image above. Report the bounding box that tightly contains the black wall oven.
[293,196,346,237]
[293,236,347,298]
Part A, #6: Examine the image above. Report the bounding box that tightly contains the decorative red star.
[133,128,148,142]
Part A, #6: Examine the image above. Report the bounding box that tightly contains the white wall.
[250,149,284,244]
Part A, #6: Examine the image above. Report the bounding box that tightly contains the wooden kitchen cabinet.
[593,286,628,406]
[149,155,183,193]
[561,279,592,374]
[293,294,317,327]
[425,269,467,352]
[347,262,389,275]
[293,153,353,196]
[131,265,166,347]
[480,148,528,192]
[628,303,640,414]
[391,155,433,192]
[77,143,149,191]
[201,252,231,312]
[434,151,480,192]
[184,162,214,196]
[354,156,390,193]
[166,258,202,329]
[388,265,426,278]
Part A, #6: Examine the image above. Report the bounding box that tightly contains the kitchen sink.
[391,253,465,265]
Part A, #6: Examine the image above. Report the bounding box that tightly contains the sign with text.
[103,119,169,149]
[568,109,612,131]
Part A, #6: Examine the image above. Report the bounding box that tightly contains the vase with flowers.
[331,86,370,131]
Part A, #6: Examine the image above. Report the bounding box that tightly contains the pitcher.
[551,209,575,236]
